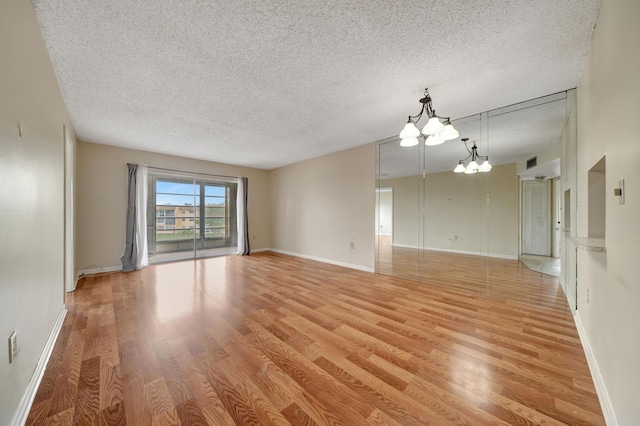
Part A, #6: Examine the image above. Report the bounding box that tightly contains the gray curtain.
[238,177,250,255]
[121,163,138,271]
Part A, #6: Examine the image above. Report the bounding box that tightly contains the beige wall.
[270,144,376,270]
[575,0,640,423]
[0,0,76,423]
[381,163,519,258]
[76,142,271,271]
[516,138,561,175]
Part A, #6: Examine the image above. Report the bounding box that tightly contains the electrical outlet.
[586,288,590,305]
[350,242,355,249]
[252,234,256,240]
[8,331,17,364]
[454,235,458,240]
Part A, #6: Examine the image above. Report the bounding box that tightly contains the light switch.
[615,179,625,204]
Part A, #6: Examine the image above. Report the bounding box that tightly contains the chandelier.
[453,138,492,174]
[399,88,459,147]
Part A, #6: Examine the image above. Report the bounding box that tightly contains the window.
[147,174,238,257]
[203,185,227,238]
[166,210,175,225]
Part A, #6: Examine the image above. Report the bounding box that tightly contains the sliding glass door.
[147,174,238,262]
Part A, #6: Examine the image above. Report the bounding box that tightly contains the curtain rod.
[126,163,243,180]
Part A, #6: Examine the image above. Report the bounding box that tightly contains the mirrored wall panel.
[376,91,577,313]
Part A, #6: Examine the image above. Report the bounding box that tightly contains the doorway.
[375,187,393,240]
[522,180,551,256]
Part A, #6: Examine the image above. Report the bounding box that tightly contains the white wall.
[575,0,640,423]
[381,163,519,258]
[0,0,75,423]
[75,141,272,272]
[270,144,376,271]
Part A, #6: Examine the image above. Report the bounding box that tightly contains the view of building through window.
[147,175,238,258]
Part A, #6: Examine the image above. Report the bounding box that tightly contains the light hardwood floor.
[27,252,603,425]
[376,236,569,312]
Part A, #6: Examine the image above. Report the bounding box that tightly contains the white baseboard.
[391,244,518,260]
[561,278,577,314]
[11,306,67,426]
[573,313,618,426]
[77,265,122,277]
[390,243,423,250]
[268,248,375,273]
[79,252,269,275]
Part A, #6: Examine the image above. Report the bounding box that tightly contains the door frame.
[64,125,76,293]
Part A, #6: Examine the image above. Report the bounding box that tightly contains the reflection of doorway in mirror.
[375,188,393,239]
[522,180,551,256]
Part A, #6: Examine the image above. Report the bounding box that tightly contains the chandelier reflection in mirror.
[399,88,459,147]
[454,138,492,174]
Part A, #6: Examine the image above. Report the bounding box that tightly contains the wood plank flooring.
[27,251,603,425]
[376,236,569,312]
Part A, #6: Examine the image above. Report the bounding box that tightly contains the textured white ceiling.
[32,0,600,170]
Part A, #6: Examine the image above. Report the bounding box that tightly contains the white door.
[522,180,550,256]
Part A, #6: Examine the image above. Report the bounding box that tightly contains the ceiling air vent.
[526,157,537,169]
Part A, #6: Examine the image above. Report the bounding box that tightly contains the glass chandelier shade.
[399,88,458,147]
[425,133,445,146]
[440,120,459,141]
[422,117,445,135]
[400,137,419,147]
[478,160,492,172]
[399,121,421,139]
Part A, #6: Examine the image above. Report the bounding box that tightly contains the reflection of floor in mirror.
[519,254,561,277]
[376,235,568,313]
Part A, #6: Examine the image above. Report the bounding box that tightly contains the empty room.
[1,0,639,424]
